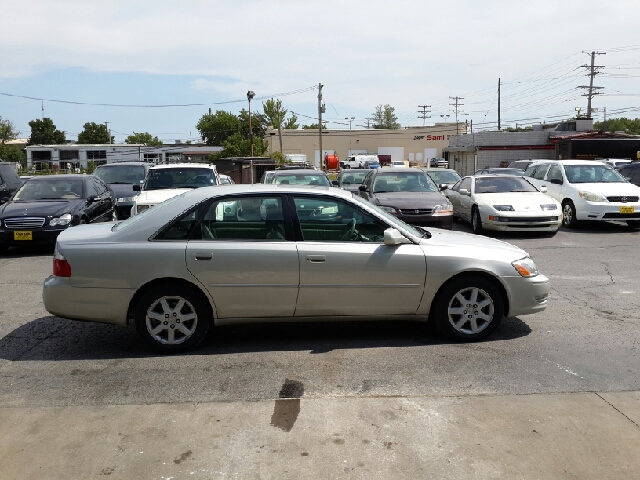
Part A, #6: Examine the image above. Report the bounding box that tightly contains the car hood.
[373,191,449,208]
[108,184,141,197]
[0,200,80,218]
[422,228,528,260]
[136,189,191,205]
[475,192,559,211]
[570,182,640,196]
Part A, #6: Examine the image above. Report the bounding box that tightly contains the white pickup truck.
[341,155,379,169]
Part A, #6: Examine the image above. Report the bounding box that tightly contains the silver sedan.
[43,185,550,353]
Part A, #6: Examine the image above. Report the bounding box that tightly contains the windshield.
[488,168,525,176]
[113,193,187,231]
[427,170,461,185]
[373,173,437,193]
[339,172,368,185]
[475,176,538,193]
[13,179,84,201]
[365,161,380,166]
[94,165,146,185]
[144,168,217,190]
[273,173,330,186]
[351,195,425,238]
[564,164,625,183]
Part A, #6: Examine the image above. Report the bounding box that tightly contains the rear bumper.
[43,276,133,326]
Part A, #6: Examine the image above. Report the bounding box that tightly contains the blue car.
[365,160,381,169]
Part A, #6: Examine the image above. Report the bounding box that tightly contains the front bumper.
[501,274,550,317]
[481,212,562,232]
[574,200,640,221]
[0,227,67,246]
[395,213,453,229]
[43,275,133,326]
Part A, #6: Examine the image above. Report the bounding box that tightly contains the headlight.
[540,204,557,211]
[433,203,453,215]
[512,257,539,277]
[49,213,72,226]
[379,206,398,214]
[579,191,607,202]
[117,196,136,203]
[136,204,151,214]
[493,205,514,211]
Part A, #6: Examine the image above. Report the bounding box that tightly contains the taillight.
[53,247,72,277]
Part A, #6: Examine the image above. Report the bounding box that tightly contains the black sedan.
[0,175,116,253]
[358,168,453,229]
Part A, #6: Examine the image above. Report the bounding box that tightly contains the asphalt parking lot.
[1,220,639,407]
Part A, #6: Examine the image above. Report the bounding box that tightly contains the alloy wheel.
[562,204,573,226]
[447,287,494,335]
[145,296,198,345]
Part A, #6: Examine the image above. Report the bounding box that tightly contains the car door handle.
[194,253,212,261]
[306,255,326,263]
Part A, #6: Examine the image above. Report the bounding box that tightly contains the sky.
[1,0,639,143]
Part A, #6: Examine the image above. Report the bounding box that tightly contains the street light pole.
[345,117,355,156]
[247,91,255,156]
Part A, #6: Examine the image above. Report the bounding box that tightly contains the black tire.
[433,275,504,342]
[134,284,211,353]
[471,207,483,234]
[0,244,9,255]
[452,214,459,223]
[562,200,578,228]
[627,220,640,229]
[79,218,87,225]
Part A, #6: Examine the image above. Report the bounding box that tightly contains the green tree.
[77,122,113,144]
[196,110,241,145]
[28,118,66,145]
[594,117,640,135]
[372,104,400,129]
[0,144,26,168]
[261,98,298,152]
[216,132,268,158]
[0,116,19,144]
[283,115,299,129]
[125,132,163,146]
[302,123,326,129]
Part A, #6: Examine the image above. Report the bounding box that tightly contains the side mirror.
[459,188,471,196]
[88,196,101,204]
[540,186,548,193]
[384,228,412,246]
[133,184,141,191]
[331,180,339,187]
[439,184,448,191]
[549,178,563,185]
[358,185,368,192]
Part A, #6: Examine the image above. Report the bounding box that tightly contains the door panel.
[296,242,426,316]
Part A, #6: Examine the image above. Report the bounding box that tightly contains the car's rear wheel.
[471,207,483,234]
[134,284,210,353]
[433,276,504,341]
[562,200,578,228]
[627,220,640,229]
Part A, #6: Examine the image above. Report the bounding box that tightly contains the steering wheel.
[310,207,323,217]
[341,218,358,241]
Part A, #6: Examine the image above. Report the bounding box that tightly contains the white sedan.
[445,175,562,234]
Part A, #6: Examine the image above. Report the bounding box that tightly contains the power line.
[577,51,606,118]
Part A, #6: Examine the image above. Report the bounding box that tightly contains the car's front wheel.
[134,284,211,353]
[433,275,504,341]
[562,200,578,228]
[471,207,483,234]
[627,220,640,229]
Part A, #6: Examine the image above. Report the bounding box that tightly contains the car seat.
[373,179,388,193]
[279,179,290,184]
[265,204,285,240]
[70,183,83,197]
[405,178,420,191]
[343,175,354,184]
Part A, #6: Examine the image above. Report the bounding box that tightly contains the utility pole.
[498,78,501,131]
[345,117,355,156]
[247,91,255,156]
[417,105,431,126]
[449,96,464,135]
[578,51,606,118]
[318,83,325,170]
[603,106,607,123]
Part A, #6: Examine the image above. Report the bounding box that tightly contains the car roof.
[179,183,354,201]
[96,161,151,167]
[149,163,216,170]
[472,174,529,179]
[26,174,89,181]
[421,168,457,172]
[372,167,424,174]
[340,169,369,173]
[553,160,608,166]
[272,169,327,175]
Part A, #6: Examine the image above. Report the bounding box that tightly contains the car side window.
[547,165,563,182]
[94,178,108,195]
[293,196,387,243]
[459,178,472,192]
[86,179,99,198]
[533,164,550,180]
[524,164,537,177]
[197,195,286,241]
[619,167,632,179]
[451,180,461,192]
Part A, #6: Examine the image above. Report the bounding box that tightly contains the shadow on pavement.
[451,220,638,239]
[0,244,55,258]
[0,315,531,361]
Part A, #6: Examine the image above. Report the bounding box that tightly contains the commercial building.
[25,143,222,170]
[265,123,466,167]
